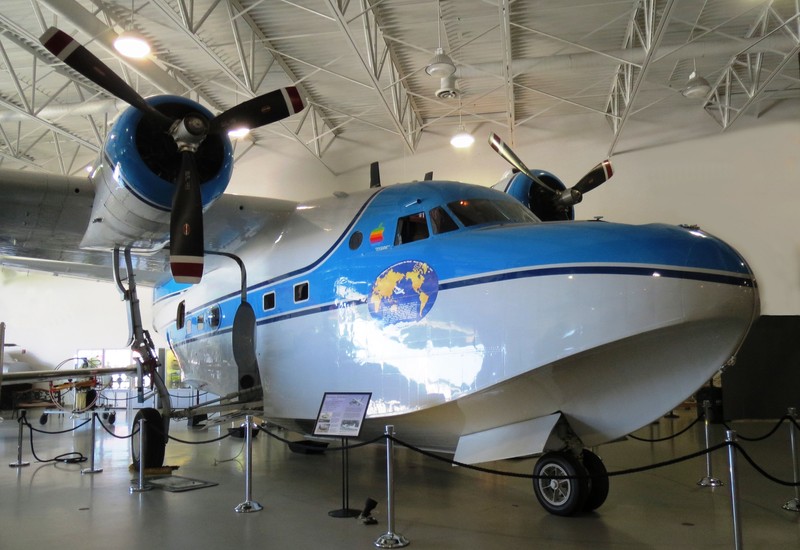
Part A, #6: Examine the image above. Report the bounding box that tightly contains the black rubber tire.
[581,449,609,512]
[131,408,166,469]
[533,451,590,516]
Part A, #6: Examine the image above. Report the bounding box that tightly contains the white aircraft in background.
[0,28,758,516]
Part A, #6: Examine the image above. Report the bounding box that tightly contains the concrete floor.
[1,408,799,549]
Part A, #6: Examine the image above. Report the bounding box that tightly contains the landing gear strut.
[114,247,171,468]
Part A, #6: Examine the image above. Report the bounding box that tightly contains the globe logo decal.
[369,261,438,325]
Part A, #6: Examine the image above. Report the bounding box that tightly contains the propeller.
[488,132,612,212]
[40,27,305,283]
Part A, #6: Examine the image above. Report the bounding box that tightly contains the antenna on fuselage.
[370,162,381,188]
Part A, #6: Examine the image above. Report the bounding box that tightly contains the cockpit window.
[429,206,459,234]
[447,199,538,227]
[395,212,429,245]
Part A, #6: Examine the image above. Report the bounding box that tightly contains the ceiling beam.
[325,0,421,153]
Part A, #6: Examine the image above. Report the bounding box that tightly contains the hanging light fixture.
[682,60,711,99]
[114,0,150,59]
[451,126,474,148]
[450,102,474,148]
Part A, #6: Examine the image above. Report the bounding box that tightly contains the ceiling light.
[450,126,474,148]
[426,47,456,78]
[682,70,711,99]
[227,127,250,139]
[114,31,150,59]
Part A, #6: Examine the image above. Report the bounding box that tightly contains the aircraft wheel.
[39,413,48,425]
[107,411,116,425]
[533,451,589,516]
[581,449,609,512]
[131,408,166,469]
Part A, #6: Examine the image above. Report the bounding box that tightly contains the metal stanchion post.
[130,417,152,493]
[9,411,30,468]
[697,400,722,487]
[375,425,409,549]
[783,407,800,512]
[726,430,743,550]
[235,415,263,513]
[81,412,103,474]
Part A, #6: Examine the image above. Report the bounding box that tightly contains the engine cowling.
[492,170,574,222]
[81,96,233,251]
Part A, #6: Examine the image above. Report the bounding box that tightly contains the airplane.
[0,28,759,517]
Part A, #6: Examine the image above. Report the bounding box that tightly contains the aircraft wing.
[1,365,139,385]
[0,168,296,285]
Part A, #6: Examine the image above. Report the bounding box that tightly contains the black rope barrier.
[20,416,89,464]
[98,417,139,440]
[722,415,792,442]
[147,419,234,445]
[628,417,701,442]
[17,408,799,487]
[256,425,386,451]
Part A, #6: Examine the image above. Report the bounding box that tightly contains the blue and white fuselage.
[153,181,758,463]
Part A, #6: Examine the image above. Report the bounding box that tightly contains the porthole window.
[349,231,363,250]
[263,292,276,311]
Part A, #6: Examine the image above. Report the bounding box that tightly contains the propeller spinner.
[40,27,305,283]
[488,132,612,214]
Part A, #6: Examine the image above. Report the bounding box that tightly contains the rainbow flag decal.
[370,223,385,245]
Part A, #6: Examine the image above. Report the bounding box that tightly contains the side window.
[394,212,429,245]
[294,282,309,303]
[429,206,458,234]
[263,292,276,311]
[208,305,221,329]
[176,301,186,330]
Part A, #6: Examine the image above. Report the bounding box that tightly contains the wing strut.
[113,247,171,434]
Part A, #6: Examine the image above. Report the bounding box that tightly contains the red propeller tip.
[283,87,305,115]
[40,27,79,61]
[602,160,613,179]
[170,256,204,284]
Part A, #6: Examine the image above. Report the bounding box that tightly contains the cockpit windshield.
[447,198,540,227]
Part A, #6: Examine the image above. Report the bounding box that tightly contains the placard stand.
[312,392,371,519]
[328,437,359,518]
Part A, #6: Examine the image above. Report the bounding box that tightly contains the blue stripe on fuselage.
[158,181,753,347]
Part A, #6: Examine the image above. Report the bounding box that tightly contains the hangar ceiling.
[0,0,798,176]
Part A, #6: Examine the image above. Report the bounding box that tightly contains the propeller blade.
[488,133,556,196]
[370,161,381,188]
[40,27,173,127]
[210,87,305,134]
[573,160,613,195]
[169,151,204,284]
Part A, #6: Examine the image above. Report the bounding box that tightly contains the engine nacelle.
[81,96,233,251]
[492,170,574,221]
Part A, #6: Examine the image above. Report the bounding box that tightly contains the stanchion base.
[697,476,723,487]
[782,498,800,512]
[81,467,103,475]
[374,532,410,548]
[9,462,30,468]
[329,508,360,518]
[235,500,263,513]
[129,484,153,493]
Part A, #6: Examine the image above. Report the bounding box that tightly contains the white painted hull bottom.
[254,271,757,459]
